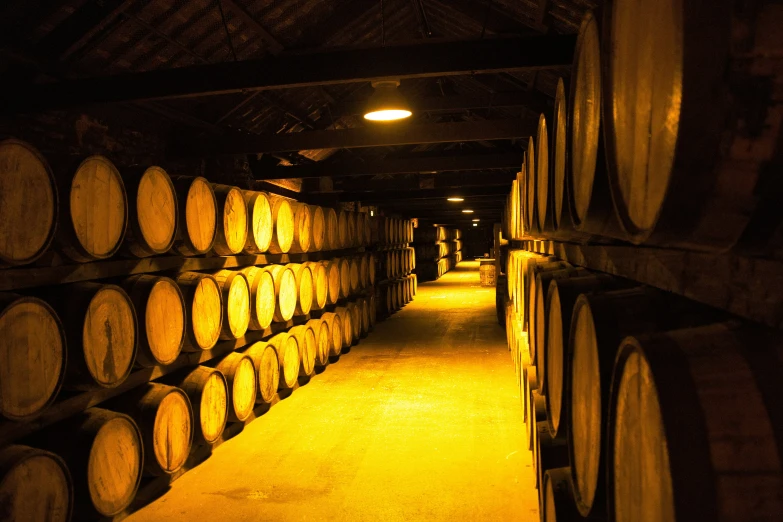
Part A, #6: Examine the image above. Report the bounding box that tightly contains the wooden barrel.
[551,79,569,236]
[288,202,312,254]
[57,155,127,262]
[337,210,349,248]
[268,196,294,254]
[524,137,536,233]
[358,255,369,289]
[267,265,297,322]
[320,312,343,357]
[309,205,325,252]
[176,272,222,351]
[268,332,300,390]
[369,293,377,328]
[529,390,546,452]
[527,260,571,363]
[339,258,351,298]
[346,302,361,343]
[603,3,783,252]
[349,257,360,293]
[171,176,217,256]
[541,274,621,404]
[111,383,193,476]
[568,11,624,240]
[122,275,185,368]
[307,318,330,368]
[608,323,783,522]
[240,266,276,330]
[208,352,256,422]
[322,259,341,305]
[0,445,72,522]
[535,425,569,491]
[242,191,273,254]
[0,294,66,420]
[304,261,328,310]
[211,270,250,340]
[289,324,316,377]
[568,287,722,518]
[0,139,58,265]
[356,212,367,246]
[286,263,313,316]
[369,254,377,285]
[335,306,353,349]
[542,467,582,522]
[43,283,136,390]
[324,207,339,250]
[211,184,248,256]
[535,114,554,234]
[122,166,177,257]
[171,366,227,445]
[347,211,358,247]
[37,408,143,519]
[241,341,279,405]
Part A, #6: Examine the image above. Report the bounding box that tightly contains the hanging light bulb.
[364,80,412,122]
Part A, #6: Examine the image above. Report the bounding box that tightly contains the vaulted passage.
[126,261,538,521]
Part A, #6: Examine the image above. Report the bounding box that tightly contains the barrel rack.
[511,239,783,331]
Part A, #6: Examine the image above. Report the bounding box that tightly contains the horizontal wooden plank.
[515,239,783,330]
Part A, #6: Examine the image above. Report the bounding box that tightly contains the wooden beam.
[220,0,285,55]
[2,34,576,112]
[258,152,523,179]
[179,119,536,156]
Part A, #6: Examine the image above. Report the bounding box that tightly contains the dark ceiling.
[0,0,598,225]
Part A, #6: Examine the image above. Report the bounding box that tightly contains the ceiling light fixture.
[462,209,474,214]
[364,80,412,122]
[473,223,478,227]
[472,218,480,222]
[447,197,464,202]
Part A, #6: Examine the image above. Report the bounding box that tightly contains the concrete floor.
[127,261,538,521]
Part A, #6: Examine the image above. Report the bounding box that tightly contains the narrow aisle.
[127,261,539,522]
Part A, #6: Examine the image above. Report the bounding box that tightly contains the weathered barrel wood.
[322,259,341,305]
[110,383,193,476]
[171,176,217,256]
[307,318,330,368]
[529,389,546,452]
[320,312,343,357]
[122,166,177,257]
[268,332,300,390]
[551,79,569,236]
[122,275,185,368]
[527,260,571,364]
[358,297,370,336]
[57,155,128,262]
[0,294,66,420]
[339,258,351,298]
[337,210,349,248]
[603,2,783,252]
[170,366,227,445]
[309,205,325,252]
[569,287,723,518]
[286,263,314,316]
[241,341,279,405]
[609,323,783,522]
[239,266,276,330]
[42,283,136,391]
[288,202,312,254]
[525,137,536,233]
[0,445,72,522]
[242,191,273,254]
[349,257,360,293]
[267,265,297,322]
[207,352,256,423]
[211,185,247,256]
[369,293,377,327]
[369,253,377,286]
[346,302,361,344]
[359,255,369,289]
[568,11,624,240]
[304,261,328,310]
[535,425,569,491]
[536,114,556,235]
[211,269,250,340]
[0,139,58,265]
[268,197,294,254]
[289,324,317,378]
[35,408,143,519]
[176,272,222,351]
[543,467,582,522]
[335,306,353,349]
[346,211,357,247]
[324,207,339,250]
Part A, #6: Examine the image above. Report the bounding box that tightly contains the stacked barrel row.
[413,226,462,281]
[500,4,783,258]
[371,216,414,246]
[504,249,783,522]
[0,140,375,266]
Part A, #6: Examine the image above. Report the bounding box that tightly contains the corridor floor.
[126,261,539,521]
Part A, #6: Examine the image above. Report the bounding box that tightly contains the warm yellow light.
[472,218,480,222]
[462,209,474,214]
[447,197,464,202]
[473,223,478,227]
[364,109,412,121]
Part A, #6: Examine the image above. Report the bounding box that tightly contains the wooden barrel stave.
[207,352,256,423]
[241,341,279,405]
[167,366,227,445]
[176,272,222,351]
[268,196,294,254]
[242,191,273,254]
[268,332,300,390]
[121,166,177,257]
[171,176,217,256]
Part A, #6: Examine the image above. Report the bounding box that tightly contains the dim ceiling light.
[473,223,478,227]
[462,209,474,213]
[472,218,480,222]
[364,80,412,122]
[447,197,464,202]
